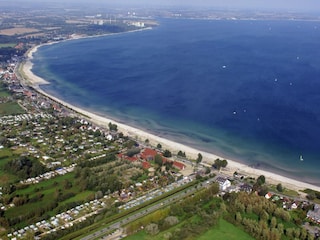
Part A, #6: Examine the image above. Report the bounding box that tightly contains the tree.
[196,153,203,164]
[154,154,163,166]
[95,191,103,199]
[307,192,316,200]
[177,150,186,158]
[257,175,266,185]
[157,143,162,149]
[213,159,228,170]
[235,212,242,223]
[270,216,277,228]
[108,122,118,131]
[145,223,159,235]
[276,183,283,192]
[221,159,228,168]
[126,147,140,157]
[163,149,172,158]
[63,179,72,189]
[163,216,179,228]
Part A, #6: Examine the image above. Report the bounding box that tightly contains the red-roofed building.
[23,90,33,97]
[118,153,139,162]
[52,103,62,112]
[15,43,24,49]
[140,148,158,161]
[173,161,186,170]
[265,192,273,200]
[142,161,151,169]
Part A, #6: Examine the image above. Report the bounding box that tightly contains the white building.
[216,177,231,191]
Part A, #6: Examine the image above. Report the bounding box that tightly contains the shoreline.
[20,37,320,194]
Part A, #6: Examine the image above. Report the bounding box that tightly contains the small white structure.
[216,177,231,191]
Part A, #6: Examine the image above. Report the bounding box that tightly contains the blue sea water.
[32,19,320,185]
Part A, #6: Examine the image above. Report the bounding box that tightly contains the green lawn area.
[15,173,75,195]
[123,218,254,240]
[123,231,148,240]
[0,148,18,184]
[0,84,10,97]
[269,184,299,197]
[197,218,255,240]
[0,102,25,116]
[0,43,16,48]
[4,172,95,228]
[0,90,10,97]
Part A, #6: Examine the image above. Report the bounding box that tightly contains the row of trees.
[126,182,221,238]
[212,158,228,170]
[225,191,313,240]
[4,156,48,180]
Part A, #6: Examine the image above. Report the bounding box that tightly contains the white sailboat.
[300,155,304,161]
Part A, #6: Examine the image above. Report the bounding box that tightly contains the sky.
[104,0,320,11]
[1,0,320,12]
[70,0,319,12]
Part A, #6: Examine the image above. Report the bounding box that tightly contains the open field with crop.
[0,28,40,36]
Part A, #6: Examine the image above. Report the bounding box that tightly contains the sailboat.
[300,155,304,161]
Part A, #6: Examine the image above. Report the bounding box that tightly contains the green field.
[123,218,254,240]
[0,102,25,116]
[0,43,16,48]
[4,172,95,228]
[197,219,254,240]
[0,84,10,97]
[0,148,18,184]
[0,90,10,97]
[123,231,148,240]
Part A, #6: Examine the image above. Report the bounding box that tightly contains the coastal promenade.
[19,43,320,194]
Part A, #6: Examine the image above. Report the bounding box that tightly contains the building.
[239,183,252,193]
[215,177,231,191]
[307,204,320,224]
[173,161,186,171]
[140,148,158,161]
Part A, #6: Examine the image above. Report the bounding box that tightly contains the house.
[140,148,158,161]
[173,161,186,170]
[239,183,252,193]
[106,134,113,141]
[118,153,139,162]
[291,202,298,210]
[265,192,273,200]
[307,204,320,224]
[142,161,151,169]
[216,177,231,191]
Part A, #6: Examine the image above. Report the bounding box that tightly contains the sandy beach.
[20,44,320,194]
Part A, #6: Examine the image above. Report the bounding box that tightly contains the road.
[81,178,215,240]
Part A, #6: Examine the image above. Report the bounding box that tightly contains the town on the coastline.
[1,3,320,240]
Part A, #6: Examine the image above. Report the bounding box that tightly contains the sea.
[31,18,320,186]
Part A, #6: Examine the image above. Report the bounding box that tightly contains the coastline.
[20,42,320,194]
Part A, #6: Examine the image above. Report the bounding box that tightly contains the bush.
[145,223,159,235]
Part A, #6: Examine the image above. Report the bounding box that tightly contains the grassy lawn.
[0,102,25,116]
[0,84,11,97]
[62,190,94,204]
[269,184,299,197]
[197,218,255,240]
[0,148,18,185]
[14,173,76,196]
[123,231,148,240]
[123,218,254,240]
[0,90,10,97]
[0,43,16,48]
[4,172,95,227]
